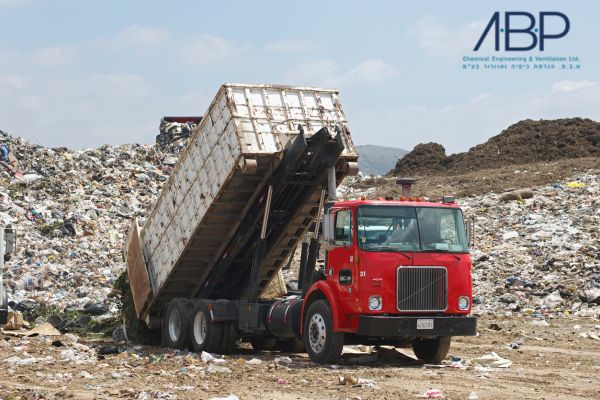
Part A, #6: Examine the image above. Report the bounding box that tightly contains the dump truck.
[126,83,476,363]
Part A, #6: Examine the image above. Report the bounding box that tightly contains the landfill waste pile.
[391,118,600,177]
[155,117,200,154]
[461,173,600,319]
[0,128,182,328]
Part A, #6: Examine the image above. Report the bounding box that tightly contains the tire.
[190,300,223,353]
[250,336,278,351]
[162,298,193,349]
[216,321,238,355]
[278,338,305,353]
[412,336,451,363]
[303,300,344,364]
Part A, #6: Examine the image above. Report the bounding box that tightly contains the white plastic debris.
[4,356,38,365]
[531,319,550,327]
[501,231,519,240]
[208,395,239,400]
[274,355,293,365]
[207,364,232,374]
[472,352,512,368]
[201,351,227,364]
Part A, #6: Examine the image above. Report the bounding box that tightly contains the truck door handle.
[339,269,352,285]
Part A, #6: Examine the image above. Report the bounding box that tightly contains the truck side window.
[334,210,352,242]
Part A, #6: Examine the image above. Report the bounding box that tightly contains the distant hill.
[390,118,600,176]
[356,145,408,176]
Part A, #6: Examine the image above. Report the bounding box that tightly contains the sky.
[0,0,598,154]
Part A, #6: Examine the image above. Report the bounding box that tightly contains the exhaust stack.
[396,178,417,198]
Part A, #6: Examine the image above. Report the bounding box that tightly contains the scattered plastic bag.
[208,395,239,400]
[206,364,231,374]
[274,355,293,365]
[338,375,378,389]
[201,351,227,364]
[472,352,512,368]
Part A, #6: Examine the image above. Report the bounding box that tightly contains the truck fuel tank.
[267,298,303,339]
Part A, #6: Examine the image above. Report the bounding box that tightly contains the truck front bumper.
[357,315,477,337]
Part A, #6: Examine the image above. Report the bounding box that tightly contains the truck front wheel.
[412,336,451,363]
[303,300,344,364]
[190,300,223,353]
[163,298,193,349]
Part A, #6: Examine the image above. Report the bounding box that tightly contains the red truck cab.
[301,195,477,363]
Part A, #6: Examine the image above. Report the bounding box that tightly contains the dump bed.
[127,83,358,321]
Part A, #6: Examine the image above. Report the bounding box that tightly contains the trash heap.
[460,173,600,318]
[0,129,179,319]
[0,124,598,326]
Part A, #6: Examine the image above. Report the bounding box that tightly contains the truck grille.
[397,267,447,312]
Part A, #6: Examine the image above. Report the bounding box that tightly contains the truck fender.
[301,281,342,334]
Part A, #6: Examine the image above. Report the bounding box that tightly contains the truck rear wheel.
[190,300,223,353]
[412,336,451,363]
[303,300,344,364]
[216,321,238,355]
[163,298,193,349]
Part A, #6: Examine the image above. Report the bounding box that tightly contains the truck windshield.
[356,206,468,253]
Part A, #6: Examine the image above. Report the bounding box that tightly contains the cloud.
[30,46,78,67]
[177,34,241,66]
[0,0,28,10]
[340,59,396,85]
[350,80,600,154]
[408,15,486,59]
[89,74,152,97]
[285,58,396,87]
[0,73,157,148]
[552,80,597,93]
[98,25,170,50]
[265,39,316,53]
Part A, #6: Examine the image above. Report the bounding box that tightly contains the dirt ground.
[1,316,599,400]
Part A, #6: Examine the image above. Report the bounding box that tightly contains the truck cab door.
[326,209,357,312]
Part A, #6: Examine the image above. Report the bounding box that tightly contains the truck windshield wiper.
[368,245,398,251]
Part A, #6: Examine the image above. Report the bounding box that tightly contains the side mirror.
[322,210,335,249]
[464,216,475,247]
[322,208,352,249]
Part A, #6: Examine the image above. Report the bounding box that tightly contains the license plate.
[417,319,434,330]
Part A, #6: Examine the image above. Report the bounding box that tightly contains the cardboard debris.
[26,322,62,336]
[0,311,26,330]
[4,322,61,337]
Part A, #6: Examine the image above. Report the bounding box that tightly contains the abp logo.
[474,12,570,51]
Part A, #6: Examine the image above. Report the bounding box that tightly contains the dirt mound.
[391,118,600,176]
[390,142,446,176]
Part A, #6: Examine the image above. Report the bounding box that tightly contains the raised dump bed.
[127,83,358,322]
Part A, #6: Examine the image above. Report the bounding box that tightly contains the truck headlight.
[368,295,382,311]
[458,296,470,310]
